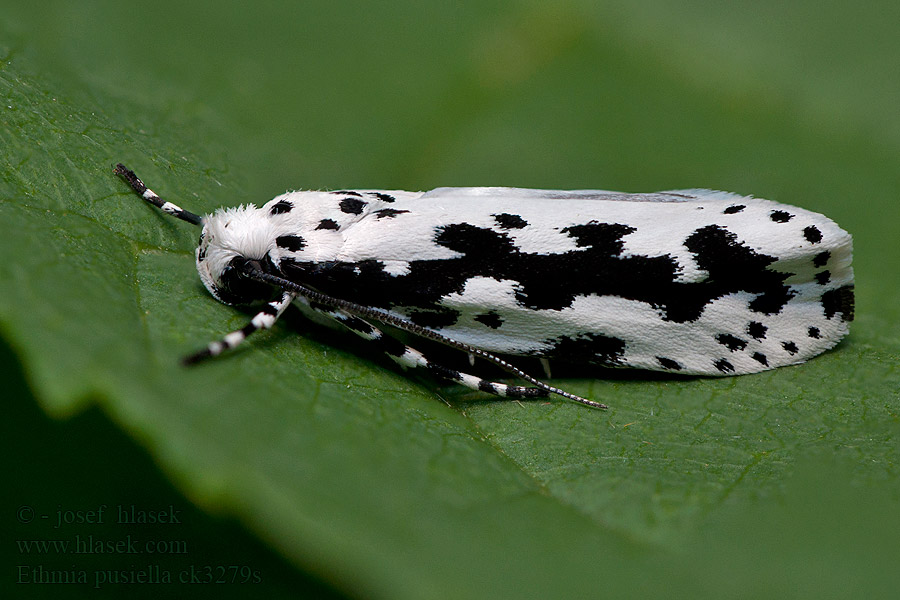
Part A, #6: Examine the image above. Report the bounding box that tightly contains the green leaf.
[3,2,899,599]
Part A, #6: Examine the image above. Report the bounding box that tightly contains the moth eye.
[215,257,275,305]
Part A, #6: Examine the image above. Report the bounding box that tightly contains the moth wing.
[338,185,852,379]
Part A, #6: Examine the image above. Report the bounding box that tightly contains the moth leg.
[539,358,552,379]
[183,291,296,364]
[318,307,550,401]
[239,264,607,408]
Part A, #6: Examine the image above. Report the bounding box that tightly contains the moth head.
[196,206,278,305]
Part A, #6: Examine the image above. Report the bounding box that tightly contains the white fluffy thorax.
[194,191,356,301]
[196,204,277,298]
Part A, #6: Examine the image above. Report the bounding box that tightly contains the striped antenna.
[114,164,203,226]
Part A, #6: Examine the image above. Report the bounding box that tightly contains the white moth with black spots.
[115,164,854,409]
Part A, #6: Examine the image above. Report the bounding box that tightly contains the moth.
[115,164,854,408]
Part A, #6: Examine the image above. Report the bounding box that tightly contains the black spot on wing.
[562,222,635,250]
[747,321,768,340]
[803,225,823,243]
[814,270,831,285]
[656,356,682,370]
[316,218,340,230]
[714,358,735,373]
[543,333,626,366]
[435,223,518,256]
[515,222,675,312]
[781,341,799,355]
[683,225,794,318]
[474,311,504,329]
[492,213,528,229]
[822,285,854,321]
[269,200,293,215]
[769,210,793,223]
[374,208,410,219]
[751,352,768,366]
[723,204,745,214]
[807,327,821,339]
[716,334,748,351]
[368,192,395,203]
[275,235,306,251]
[331,190,362,197]
[813,251,831,268]
[749,287,797,315]
[339,197,367,214]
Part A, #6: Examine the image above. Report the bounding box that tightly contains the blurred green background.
[2,1,898,598]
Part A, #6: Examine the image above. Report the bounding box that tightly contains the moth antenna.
[114,163,204,226]
[240,263,607,409]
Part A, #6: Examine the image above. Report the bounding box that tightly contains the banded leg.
[183,291,296,364]
[316,305,551,401]
[240,259,607,408]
